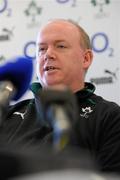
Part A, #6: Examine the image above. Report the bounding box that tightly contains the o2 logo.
[23,41,36,59]
[56,0,70,3]
[56,0,76,6]
[0,0,7,13]
[91,32,114,57]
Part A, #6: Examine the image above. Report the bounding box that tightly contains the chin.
[44,81,63,88]
[42,77,64,87]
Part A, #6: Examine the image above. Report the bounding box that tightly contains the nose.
[44,47,56,61]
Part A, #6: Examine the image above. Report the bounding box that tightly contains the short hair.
[67,19,92,50]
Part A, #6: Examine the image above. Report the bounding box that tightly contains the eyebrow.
[37,40,67,46]
[37,42,46,46]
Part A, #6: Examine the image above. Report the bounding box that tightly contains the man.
[1,19,120,172]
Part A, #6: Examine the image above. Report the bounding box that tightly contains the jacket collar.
[30,82,95,99]
[75,82,95,101]
[30,82,95,126]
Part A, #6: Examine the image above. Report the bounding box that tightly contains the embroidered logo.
[80,107,93,118]
[13,110,27,120]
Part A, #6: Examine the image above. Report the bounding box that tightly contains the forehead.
[37,20,80,43]
[41,20,79,32]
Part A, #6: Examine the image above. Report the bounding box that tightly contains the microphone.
[0,56,33,101]
[0,56,33,124]
[35,86,78,151]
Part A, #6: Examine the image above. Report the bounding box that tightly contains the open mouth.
[44,66,58,71]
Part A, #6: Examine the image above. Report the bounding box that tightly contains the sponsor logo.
[90,68,119,85]
[56,0,77,7]
[13,110,28,120]
[0,27,14,41]
[91,32,114,57]
[24,0,42,27]
[91,0,111,18]
[0,0,12,16]
[0,0,7,13]
[23,41,36,59]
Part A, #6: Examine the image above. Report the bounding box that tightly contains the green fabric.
[30,82,42,94]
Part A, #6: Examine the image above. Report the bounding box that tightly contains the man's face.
[36,20,91,92]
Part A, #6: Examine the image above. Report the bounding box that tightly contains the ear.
[83,49,93,69]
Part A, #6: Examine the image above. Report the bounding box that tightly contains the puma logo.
[13,111,27,120]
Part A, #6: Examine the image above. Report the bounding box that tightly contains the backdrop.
[0,0,120,104]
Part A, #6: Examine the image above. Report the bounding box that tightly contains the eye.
[57,44,66,49]
[38,46,47,56]
[37,46,46,56]
[39,47,46,51]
